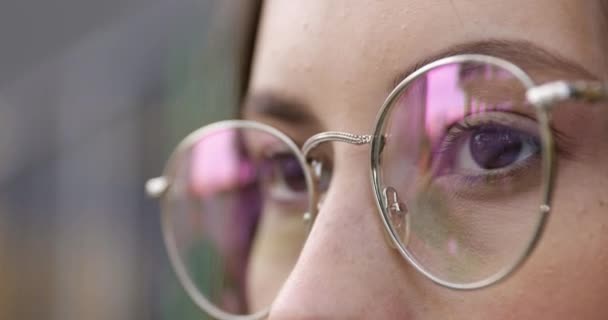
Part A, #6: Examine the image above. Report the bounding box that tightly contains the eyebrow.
[241,92,316,125]
[392,39,597,88]
[245,39,597,124]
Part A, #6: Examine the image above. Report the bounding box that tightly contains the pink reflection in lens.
[424,63,517,143]
[424,65,466,141]
[189,129,256,198]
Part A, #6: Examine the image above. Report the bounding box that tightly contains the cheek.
[427,159,608,319]
[495,160,608,319]
[246,203,309,312]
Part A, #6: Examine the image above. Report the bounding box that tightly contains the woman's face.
[243,0,608,318]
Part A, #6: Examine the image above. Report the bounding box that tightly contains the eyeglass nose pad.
[300,159,326,226]
[383,187,410,249]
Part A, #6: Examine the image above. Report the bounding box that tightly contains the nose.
[267,145,416,319]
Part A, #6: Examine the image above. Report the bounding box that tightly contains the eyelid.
[435,111,539,151]
[459,109,576,160]
[244,132,294,160]
[260,142,294,158]
[458,111,539,134]
[461,78,527,106]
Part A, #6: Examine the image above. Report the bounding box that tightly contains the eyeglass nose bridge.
[302,131,403,249]
[302,131,372,159]
[301,131,373,209]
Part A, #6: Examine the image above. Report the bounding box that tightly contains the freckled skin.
[245,1,608,319]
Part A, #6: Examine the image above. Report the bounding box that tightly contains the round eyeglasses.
[146,54,607,320]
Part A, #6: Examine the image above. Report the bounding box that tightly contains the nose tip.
[265,163,415,319]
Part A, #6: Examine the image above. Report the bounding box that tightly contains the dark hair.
[601,0,608,77]
[239,1,263,104]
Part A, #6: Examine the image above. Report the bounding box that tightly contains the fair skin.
[244,1,608,319]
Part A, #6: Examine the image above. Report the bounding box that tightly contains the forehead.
[247,0,603,132]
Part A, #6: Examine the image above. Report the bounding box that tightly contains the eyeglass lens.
[375,60,547,285]
[164,126,310,317]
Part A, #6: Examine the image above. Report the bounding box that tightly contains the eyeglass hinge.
[527,81,607,110]
[146,176,169,198]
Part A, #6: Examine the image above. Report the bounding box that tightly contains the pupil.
[470,126,523,169]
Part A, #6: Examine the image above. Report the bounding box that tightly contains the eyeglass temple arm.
[526,80,608,108]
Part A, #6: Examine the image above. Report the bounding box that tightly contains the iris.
[470,125,525,170]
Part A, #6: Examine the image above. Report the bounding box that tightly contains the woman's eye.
[462,125,539,171]
[261,153,308,203]
[434,115,541,179]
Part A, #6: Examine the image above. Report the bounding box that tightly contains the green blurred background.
[0,0,259,319]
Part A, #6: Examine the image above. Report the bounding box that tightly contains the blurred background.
[0,0,259,319]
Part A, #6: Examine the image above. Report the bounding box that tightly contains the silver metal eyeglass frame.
[146,54,607,319]
[147,121,318,320]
